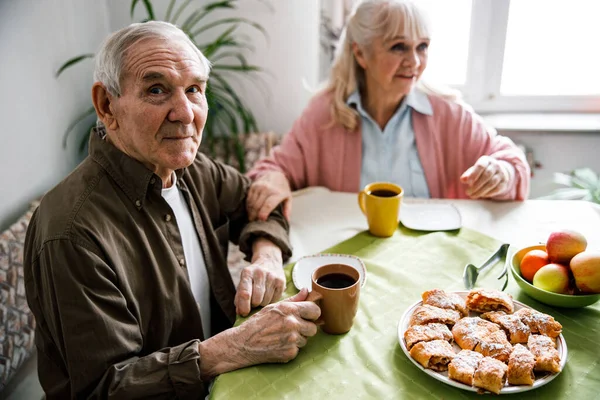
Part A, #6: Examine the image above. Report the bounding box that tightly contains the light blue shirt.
[347,89,433,198]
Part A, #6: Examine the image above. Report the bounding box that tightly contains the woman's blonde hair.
[327,0,460,130]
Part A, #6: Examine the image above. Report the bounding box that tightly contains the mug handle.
[357,190,367,215]
[305,290,325,326]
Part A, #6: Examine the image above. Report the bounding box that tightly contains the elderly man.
[24,21,320,399]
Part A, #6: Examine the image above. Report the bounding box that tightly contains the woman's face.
[354,33,429,98]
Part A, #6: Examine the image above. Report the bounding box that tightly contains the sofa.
[0,200,42,398]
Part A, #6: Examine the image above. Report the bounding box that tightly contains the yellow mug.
[358,182,403,237]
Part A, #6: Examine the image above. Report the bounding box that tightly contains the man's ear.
[352,42,367,70]
[92,83,118,130]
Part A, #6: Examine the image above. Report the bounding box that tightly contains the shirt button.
[135,200,141,208]
[165,214,172,222]
[179,258,185,266]
[150,178,156,185]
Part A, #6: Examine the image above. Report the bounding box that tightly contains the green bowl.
[511,244,600,308]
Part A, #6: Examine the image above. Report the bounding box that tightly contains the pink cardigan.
[248,91,530,200]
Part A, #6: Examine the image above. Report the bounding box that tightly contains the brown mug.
[306,263,360,334]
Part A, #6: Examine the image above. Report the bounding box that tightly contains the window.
[419,0,472,86]
[417,0,600,112]
[501,0,600,96]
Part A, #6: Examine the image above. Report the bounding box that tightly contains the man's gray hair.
[94,20,211,97]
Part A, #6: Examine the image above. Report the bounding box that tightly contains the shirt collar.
[346,88,433,117]
[89,127,185,207]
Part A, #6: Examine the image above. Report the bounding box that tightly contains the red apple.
[532,263,571,294]
[570,251,600,294]
[546,229,587,264]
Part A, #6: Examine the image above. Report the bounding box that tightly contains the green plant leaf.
[232,135,246,172]
[164,0,176,21]
[181,9,205,31]
[191,17,267,39]
[142,0,155,20]
[55,54,95,78]
[62,106,97,148]
[130,0,140,18]
[201,24,239,57]
[572,168,599,187]
[211,73,257,133]
[206,86,244,134]
[171,0,193,24]
[182,1,237,33]
[78,122,96,155]
[209,50,250,65]
[204,0,236,13]
[212,64,260,72]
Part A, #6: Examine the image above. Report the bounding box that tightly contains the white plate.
[400,203,462,231]
[292,253,367,291]
[397,291,568,394]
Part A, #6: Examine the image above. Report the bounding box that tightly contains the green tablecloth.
[211,227,600,399]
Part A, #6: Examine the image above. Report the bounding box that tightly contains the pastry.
[514,308,562,338]
[422,289,468,316]
[508,344,535,385]
[466,289,514,314]
[409,305,461,327]
[473,356,508,394]
[474,330,512,362]
[406,289,564,392]
[409,339,456,372]
[404,323,453,350]
[448,350,484,386]
[452,317,500,350]
[528,335,561,373]
[481,311,531,344]
[452,317,512,362]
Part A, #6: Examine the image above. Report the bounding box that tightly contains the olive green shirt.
[24,130,292,399]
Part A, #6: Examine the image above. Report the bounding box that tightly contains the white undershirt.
[161,174,211,338]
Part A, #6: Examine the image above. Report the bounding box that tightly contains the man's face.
[108,37,208,181]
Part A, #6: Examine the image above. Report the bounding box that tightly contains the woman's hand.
[460,156,514,199]
[247,171,292,221]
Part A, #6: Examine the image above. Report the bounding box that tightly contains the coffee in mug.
[368,189,398,198]
[316,273,356,289]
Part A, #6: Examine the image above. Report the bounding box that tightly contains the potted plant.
[57,0,268,172]
[540,168,600,204]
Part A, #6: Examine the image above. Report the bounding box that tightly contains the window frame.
[455,0,600,113]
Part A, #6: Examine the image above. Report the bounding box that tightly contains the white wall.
[0,0,110,230]
[220,0,321,135]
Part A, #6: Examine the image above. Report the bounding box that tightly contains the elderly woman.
[246,0,530,221]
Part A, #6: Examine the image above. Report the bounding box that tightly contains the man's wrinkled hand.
[247,171,292,221]
[460,156,512,199]
[234,253,286,316]
[233,288,320,365]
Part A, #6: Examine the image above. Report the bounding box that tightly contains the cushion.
[0,201,38,391]
[200,132,280,172]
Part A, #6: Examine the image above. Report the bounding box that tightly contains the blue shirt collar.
[346,88,433,117]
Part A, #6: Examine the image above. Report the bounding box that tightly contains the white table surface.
[288,187,600,262]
